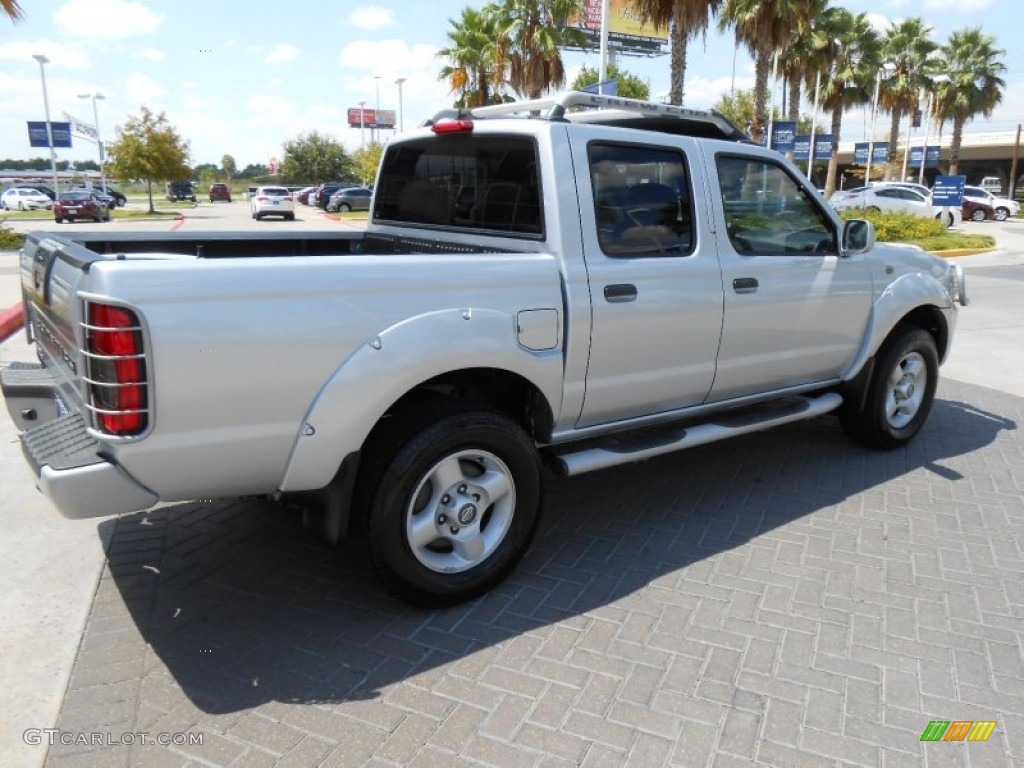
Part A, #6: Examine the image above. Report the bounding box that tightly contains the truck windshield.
[374,135,542,237]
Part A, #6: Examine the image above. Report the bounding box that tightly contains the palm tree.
[719,0,822,144]
[778,5,824,123]
[437,6,503,108]
[933,27,1005,175]
[879,18,938,180]
[2,0,23,21]
[630,0,722,106]
[492,0,588,100]
[812,7,881,196]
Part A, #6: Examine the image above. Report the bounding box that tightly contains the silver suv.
[326,186,372,212]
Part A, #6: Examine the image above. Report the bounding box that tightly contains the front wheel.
[365,409,542,607]
[839,327,939,449]
[970,208,987,222]
[341,203,352,212]
[994,207,1010,222]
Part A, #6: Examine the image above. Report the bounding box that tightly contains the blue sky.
[0,0,1020,169]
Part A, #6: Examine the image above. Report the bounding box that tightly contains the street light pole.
[374,75,381,143]
[865,69,883,184]
[79,93,106,194]
[358,100,366,148]
[395,77,407,133]
[32,54,60,196]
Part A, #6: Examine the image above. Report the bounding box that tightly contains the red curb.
[0,302,24,343]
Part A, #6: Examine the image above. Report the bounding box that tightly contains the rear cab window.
[374,134,543,237]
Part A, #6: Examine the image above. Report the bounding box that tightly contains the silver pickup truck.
[2,92,967,606]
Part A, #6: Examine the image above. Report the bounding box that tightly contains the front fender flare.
[278,307,563,492]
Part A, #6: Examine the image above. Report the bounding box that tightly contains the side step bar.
[554,392,843,477]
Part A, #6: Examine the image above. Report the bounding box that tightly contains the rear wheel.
[341,203,352,212]
[970,208,987,222]
[365,408,542,607]
[839,327,938,449]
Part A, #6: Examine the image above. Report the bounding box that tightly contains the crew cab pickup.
[2,92,967,606]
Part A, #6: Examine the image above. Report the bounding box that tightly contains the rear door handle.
[732,277,759,294]
[604,284,638,303]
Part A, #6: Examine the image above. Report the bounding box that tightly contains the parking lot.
[1,215,1023,767]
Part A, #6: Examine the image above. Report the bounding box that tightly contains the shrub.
[0,223,25,250]
[836,208,946,242]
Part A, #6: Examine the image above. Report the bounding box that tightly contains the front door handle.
[604,283,638,303]
[732,277,759,294]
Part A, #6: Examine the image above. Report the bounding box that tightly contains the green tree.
[778,0,825,121]
[238,163,269,179]
[352,143,384,186]
[571,64,650,100]
[107,106,191,212]
[438,6,503,108]
[934,28,1005,176]
[2,0,23,21]
[879,18,938,180]
[493,0,589,99]
[280,130,353,183]
[720,0,822,144]
[713,87,817,137]
[221,154,237,182]
[631,0,721,106]
[812,7,881,196]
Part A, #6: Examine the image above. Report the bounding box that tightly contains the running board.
[554,392,843,477]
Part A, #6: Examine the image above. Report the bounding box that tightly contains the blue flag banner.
[27,121,72,148]
[854,142,869,164]
[771,121,797,152]
[872,143,889,163]
[855,142,891,164]
[582,78,618,96]
[909,145,941,169]
[793,136,811,161]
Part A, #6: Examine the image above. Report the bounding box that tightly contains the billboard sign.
[346,108,396,129]
[27,121,73,148]
[63,112,98,141]
[569,0,668,54]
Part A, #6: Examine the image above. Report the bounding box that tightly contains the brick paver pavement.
[41,378,1024,767]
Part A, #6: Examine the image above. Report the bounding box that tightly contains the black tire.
[970,208,987,222]
[286,213,295,221]
[839,327,939,449]
[994,207,1009,222]
[341,203,352,212]
[365,409,542,607]
[54,217,63,224]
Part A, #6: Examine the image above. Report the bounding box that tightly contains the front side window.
[588,143,694,257]
[716,155,836,255]
[375,134,542,236]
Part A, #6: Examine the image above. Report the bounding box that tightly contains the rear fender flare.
[279,307,563,492]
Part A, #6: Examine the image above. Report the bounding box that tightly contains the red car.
[962,197,994,221]
[53,190,110,223]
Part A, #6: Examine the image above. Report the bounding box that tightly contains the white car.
[962,185,1019,222]
[830,186,961,228]
[1,187,53,211]
[250,186,295,221]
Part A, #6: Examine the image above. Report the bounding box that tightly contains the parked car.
[166,181,196,202]
[296,187,316,205]
[53,190,110,223]
[68,187,116,210]
[962,185,1019,222]
[962,197,995,222]
[1,187,53,210]
[313,183,351,209]
[74,185,127,207]
[868,181,932,198]
[250,186,295,220]
[209,183,232,203]
[830,186,962,227]
[326,186,373,212]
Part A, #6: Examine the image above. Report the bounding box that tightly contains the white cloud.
[0,39,91,69]
[338,39,438,75]
[53,0,165,39]
[180,81,199,91]
[867,14,892,34]
[924,0,994,9]
[266,44,300,64]
[246,94,295,114]
[347,6,395,31]
[134,48,165,62]
[124,72,167,104]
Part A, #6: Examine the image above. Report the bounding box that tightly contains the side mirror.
[843,218,875,255]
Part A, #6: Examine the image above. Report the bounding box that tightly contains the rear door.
[572,132,725,428]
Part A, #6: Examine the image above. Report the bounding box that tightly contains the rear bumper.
[2,363,158,519]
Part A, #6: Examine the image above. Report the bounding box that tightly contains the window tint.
[588,143,693,257]
[375,135,542,235]
[716,155,836,256]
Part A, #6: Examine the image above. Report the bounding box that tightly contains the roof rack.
[425,91,750,143]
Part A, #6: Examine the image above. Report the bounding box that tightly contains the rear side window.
[375,135,542,236]
[588,143,694,257]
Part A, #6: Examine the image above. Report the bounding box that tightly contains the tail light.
[256,196,269,202]
[82,302,148,435]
